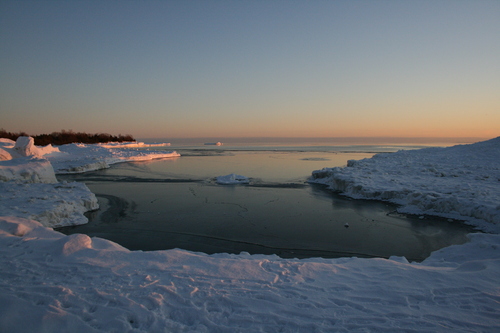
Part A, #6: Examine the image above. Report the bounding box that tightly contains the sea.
[57,138,479,261]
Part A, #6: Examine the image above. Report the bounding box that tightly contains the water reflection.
[57,180,475,262]
[56,150,476,261]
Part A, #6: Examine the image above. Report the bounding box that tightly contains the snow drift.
[310,137,500,232]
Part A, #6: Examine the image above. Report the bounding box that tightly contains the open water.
[57,140,476,261]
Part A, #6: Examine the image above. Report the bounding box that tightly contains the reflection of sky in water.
[57,150,475,261]
[107,151,375,183]
[64,181,474,262]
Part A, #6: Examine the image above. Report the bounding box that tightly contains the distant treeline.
[0,129,135,146]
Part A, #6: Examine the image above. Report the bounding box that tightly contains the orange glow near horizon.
[1,2,499,143]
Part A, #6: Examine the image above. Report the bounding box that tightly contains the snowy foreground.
[0,137,499,332]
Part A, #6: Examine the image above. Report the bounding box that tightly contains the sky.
[1,0,499,140]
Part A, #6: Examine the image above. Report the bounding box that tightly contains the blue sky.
[1,0,499,139]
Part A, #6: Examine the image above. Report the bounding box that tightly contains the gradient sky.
[1,0,499,139]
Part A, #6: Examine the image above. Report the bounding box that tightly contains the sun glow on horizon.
[1,1,499,140]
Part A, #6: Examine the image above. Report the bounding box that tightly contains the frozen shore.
[0,137,499,332]
[0,137,179,227]
[310,137,500,233]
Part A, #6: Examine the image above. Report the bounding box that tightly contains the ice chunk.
[14,136,38,157]
[216,173,249,184]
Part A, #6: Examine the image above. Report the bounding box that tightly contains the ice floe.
[216,173,250,184]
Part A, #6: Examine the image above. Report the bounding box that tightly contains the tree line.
[0,129,135,146]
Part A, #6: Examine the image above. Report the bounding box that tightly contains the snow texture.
[47,142,180,174]
[0,216,499,332]
[0,137,499,332]
[216,173,250,185]
[0,157,58,183]
[310,137,500,232]
[0,181,98,227]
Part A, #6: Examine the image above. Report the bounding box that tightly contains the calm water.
[57,144,476,261]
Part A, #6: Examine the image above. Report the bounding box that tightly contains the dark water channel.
[56,152,476,261]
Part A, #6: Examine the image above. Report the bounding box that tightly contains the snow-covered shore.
[98,141,170,148]
[0,137,179,227]
[0,137,499,332]
[310,137,500,233]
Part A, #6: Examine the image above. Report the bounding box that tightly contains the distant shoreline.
[140,136,487,146]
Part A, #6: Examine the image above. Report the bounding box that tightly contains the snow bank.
[216,173,250,184]
[49,142,180,174]
[0,137,177,227]
[0,157,57,183]
[0,216,498,332]
[0,137,60,182]
[0,182,98,227]
[98,141,170,148]
[12,136,60,158]
[0,136,180,174]
[0,138,15,147]
[310,137,500,231]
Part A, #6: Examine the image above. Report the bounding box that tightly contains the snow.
[216,173,250,185]
[0,182,98,227]
[47,141,180,174]
[310,137,500,233]
[0,216,499,332]
[0,157,57,183]
[0,137,180,227]
[0,137,499,332]
[98,141,170,148]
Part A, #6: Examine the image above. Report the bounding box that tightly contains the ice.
[216,173,250,184]
[12,136,60,158]
[98,141,170,148]
[48,141,180,174]
[0,137,179,227]
[310,137,500,232]
[0,158,57,183]
[0,137,499,332]
[0,181,98,227]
